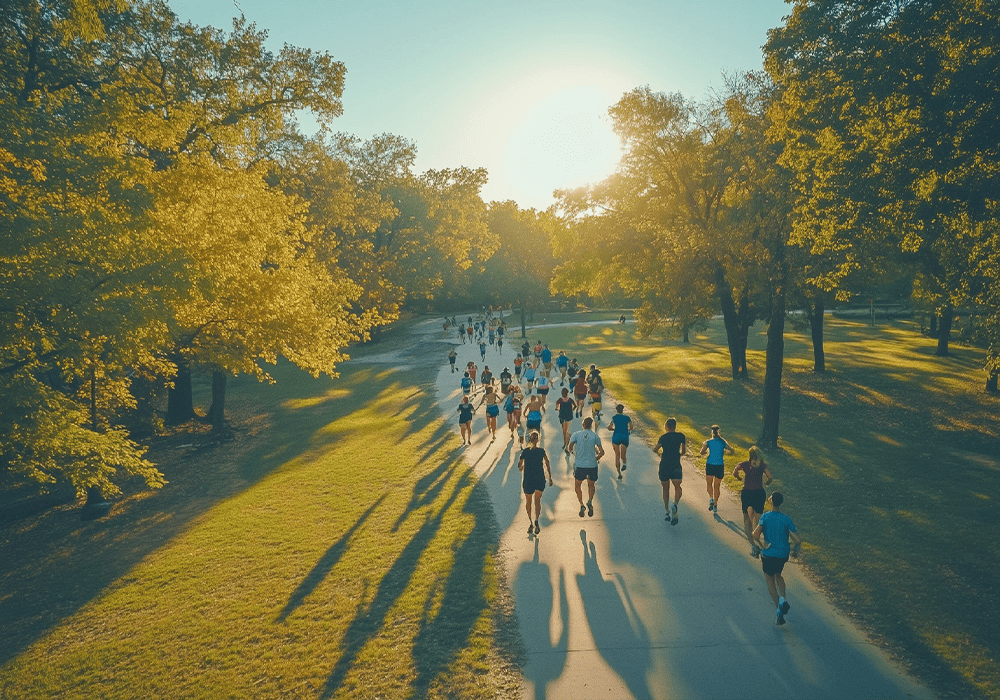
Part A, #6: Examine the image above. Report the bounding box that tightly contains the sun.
[474,68,626,210]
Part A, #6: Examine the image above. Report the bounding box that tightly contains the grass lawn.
[526,316,999,700]
[0,354,521,698]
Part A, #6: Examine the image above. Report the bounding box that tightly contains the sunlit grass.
[0,363,519,699]
[523,316,1000,700]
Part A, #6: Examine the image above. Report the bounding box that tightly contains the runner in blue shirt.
[699,424,735,514]
[556,351,569,386]
[606,404,632,481]
[753,492,802,625]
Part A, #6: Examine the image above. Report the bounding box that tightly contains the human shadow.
[575,529,653,700]
[516,540,569,700]
[276,493,388,623]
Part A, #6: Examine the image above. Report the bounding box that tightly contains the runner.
[556,350,569,386]
[521,340,531,360]
[460,371,473,397]
[467,361,478,385]
[499,366,513,395]
[523,362,536,393]
[700,424,735,514]
[568,417,605,518]
[497,336,503,354]
[568,358,580,383]
[488,326,495,346]
[505,388,523,437]
[448,347,457,373]
[479,340,487,361]
[524,394,543,437]
[518,431,553,536]
[457,396,476,446]
[733,446,773,557]
[654,417,686,525]
[513,354,523,382]
[541,344,552,373]
[573,369,588,417]
[606,404,632,480]
[535,370,550,411]
[459,325,466,344]
[556,388,575,453]
[466,324,474,343]
[753,492,802,625]
[480,365,493,390]
[588,369,604,427]
[533,340,543,362]
[477,385,501,442]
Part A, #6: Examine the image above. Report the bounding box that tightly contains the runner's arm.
[764,467,773,486]
[699,440,709,455]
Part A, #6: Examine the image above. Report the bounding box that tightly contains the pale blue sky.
[170,0,791,210]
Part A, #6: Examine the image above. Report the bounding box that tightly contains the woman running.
[457,396,476,446]
[507,388,523,438]
[733,446,773,557]
[556,387,575,453]
[535,370,550,411]
[518,431,553,536]
[524,394,543,437]
[573,369,588,417]
[606,403,632,480]
[700,424,735,514]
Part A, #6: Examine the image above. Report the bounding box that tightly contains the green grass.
[531,316,1000,700]
[0,361,521,699]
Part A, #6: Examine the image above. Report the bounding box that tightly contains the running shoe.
[617,473,622,481]
[527,524,534,535]
[712,504,718,514]
[708,499,715,511]
[621,461,626,471]
[579,504,586,518]
[780,601,790,616]
[534,520,540,534]
[587,501,594,517]
[665,512,671,521]
[776,609,786,626]
[751,545,761,558]
[670,503,678,525]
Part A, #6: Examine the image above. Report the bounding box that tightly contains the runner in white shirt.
[568,417,605,518]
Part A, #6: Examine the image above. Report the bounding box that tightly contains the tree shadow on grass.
[0,361,426,666]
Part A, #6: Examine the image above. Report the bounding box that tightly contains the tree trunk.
[81,363,112,519]
[987,371,999,393]
[759,266,787,449]
[809,295,826,372]
[682,325,690,343]
[935,304,952,356]
[929,313,938,337]
[166,354,196,425]
[715,266,750,380]
[207,370,227,429]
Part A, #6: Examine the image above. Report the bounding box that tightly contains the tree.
[765,0,1000,369]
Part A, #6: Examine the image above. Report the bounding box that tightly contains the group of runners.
[449,334,802,627]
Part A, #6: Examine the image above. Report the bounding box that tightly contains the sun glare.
[474,68,626,210]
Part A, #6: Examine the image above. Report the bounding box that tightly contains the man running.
[556,350,569,386]
[568,417,605,518]
[479,340,487,361]
[535,370,550,411]
[700,424,735,514]
[733,446,772,557]
[541,344,552,373]
[480,365,493,390]
[523,362,536,393]
[753,492,802,625]
[606,404,632,480]
[457,396,476,446]
[521,340,531,360]
[460,371,473,397]
[518,431,553,536]
[654,418,686,524]
[513,354,523,382]
[499,366,513,395]
[448,347,457,373]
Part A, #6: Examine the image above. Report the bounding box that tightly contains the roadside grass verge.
[0,361,521,699]
[534,317,999,700]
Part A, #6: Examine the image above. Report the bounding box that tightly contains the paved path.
[428,318,932,700]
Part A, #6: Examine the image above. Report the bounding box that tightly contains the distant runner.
[448,347,457,373]
[556,388,575,453]
[700,424,734,514]
[477,385,500,442]
[606,404,632,480]
[733,446,772,557]
[457,396,476,446]
[572,369,588,417]
[654,418,686,525]
[556,350,569,386]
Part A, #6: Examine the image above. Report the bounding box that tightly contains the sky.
[169,0,793,211]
